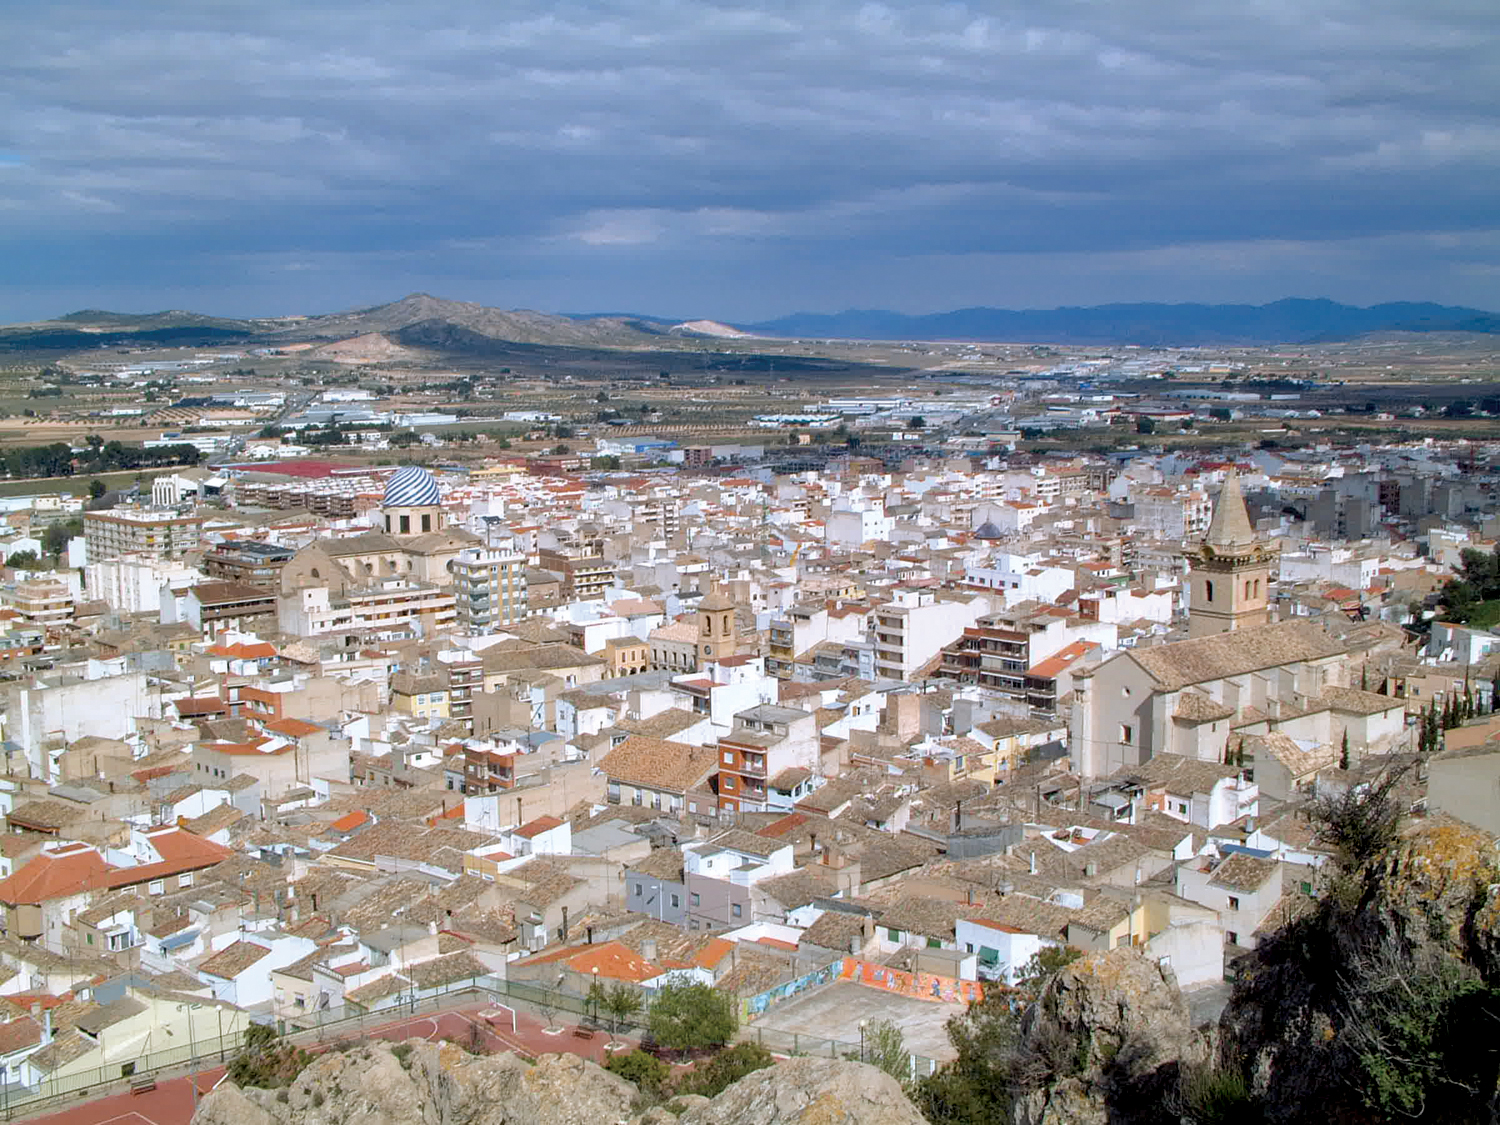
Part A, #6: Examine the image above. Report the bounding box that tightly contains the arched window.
[310,567,320,580]
[1245,580,1252,598]
[1205,579,1214,602]
[723,613,731,633]
[363,563,373,576]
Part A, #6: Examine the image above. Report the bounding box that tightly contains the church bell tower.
[1189,467,1273,637]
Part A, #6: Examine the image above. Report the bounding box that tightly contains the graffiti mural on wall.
[839,956,984,1005]
[740,960,842,1022]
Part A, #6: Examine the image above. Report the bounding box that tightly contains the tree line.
[0,438,202,480]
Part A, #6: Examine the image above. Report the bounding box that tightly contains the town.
[0,321,1493,1120]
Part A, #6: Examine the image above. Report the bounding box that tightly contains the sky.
[2,0,1498,323]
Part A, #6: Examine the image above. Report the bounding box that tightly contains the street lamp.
[859,1019,867,1062]
[591,967,600,1027]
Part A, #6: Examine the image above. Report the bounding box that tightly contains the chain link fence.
[1,972,942,1120]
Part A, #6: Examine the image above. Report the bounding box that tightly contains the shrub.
[1177,1066,1256,1125]
[677,1042,774,1098]
[604,1049,670,1101]
[227,1028,312,1090]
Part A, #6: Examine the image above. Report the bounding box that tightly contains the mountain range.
[2,294,1496,353]
[739,298,1499,345]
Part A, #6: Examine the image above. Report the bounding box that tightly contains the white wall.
[1145,920,1224,988]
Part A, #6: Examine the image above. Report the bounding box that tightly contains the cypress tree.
[1340,729,1350,771]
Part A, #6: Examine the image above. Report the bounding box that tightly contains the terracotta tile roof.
[599,736,718,794]
[198,940,272,979]
[627,847,684,883]
[329,810,370,834]
[406,950,488,990]
[0,844,111,905]
[1127,621,1349,691]
[517,940,660,983]
[0,1017,42,1056]
[1209,853,1280,893]
[514,815,564,840]
[7,800,89,831]
[264,717,323,738]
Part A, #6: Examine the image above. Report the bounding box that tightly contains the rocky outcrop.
[1218,814,1500,1123]
[676,1056,925,1125]
[1012,947,1203,1125]
[193,1041,924,1125]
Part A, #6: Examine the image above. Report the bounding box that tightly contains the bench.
[130,1076,157,1095]
[572,1027,596,1041]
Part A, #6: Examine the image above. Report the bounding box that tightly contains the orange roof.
[264,717,323,738]
[207,642,277,659]
[516,940,661,983]
[329,810,370,834]
[202,739,292,756]
[754,936,798,952]
[514,815,564,839]
[756,812,808,839]
[1026,640,1098,681]
[0,844,110,905]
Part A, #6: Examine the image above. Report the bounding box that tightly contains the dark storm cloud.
[0,0,1496,319]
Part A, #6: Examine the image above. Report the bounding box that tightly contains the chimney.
[560,905,569,941]
[1085,862,1097,878]
[586,926,595,945]
[428,920,438,935]
[1029,851,1037,875]
[641,938,658,964]
[43,1008,52,1043]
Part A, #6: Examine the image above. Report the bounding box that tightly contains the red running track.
[14,1004,638,1125]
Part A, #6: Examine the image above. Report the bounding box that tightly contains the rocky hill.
[192,1042,926,1125]
[285,293,671,347]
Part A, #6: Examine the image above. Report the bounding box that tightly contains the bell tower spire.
[1189,467,1273,637]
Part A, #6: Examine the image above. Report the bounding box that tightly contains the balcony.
[738,754,767,779]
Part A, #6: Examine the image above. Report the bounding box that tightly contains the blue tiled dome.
[384,465,440,508]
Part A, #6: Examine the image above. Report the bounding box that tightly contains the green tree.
[907,416,926,430]
[591,455,622,471]
[1210,407,1232,421]
[601,983,644,1044]
[6,551,41,570]
[41,523,70,558]
[1340,729,1350,771]
[912,989,1024,1125]
[1135,416,1156,434]
[646,982,737,1054]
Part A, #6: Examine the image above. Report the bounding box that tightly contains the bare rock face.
[1013,948,1201,1125]
[193,1043,924,1125]
[676,1058,925,1125]
[198,1042,637,1125]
